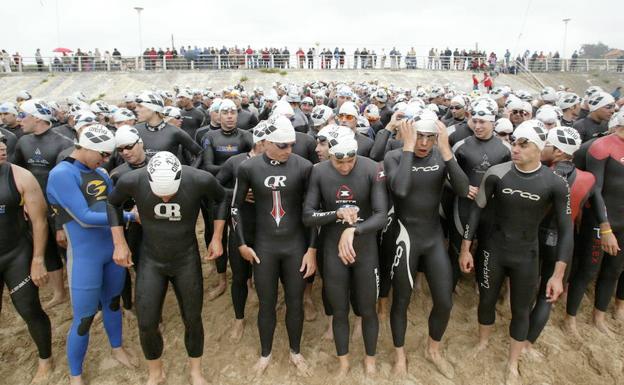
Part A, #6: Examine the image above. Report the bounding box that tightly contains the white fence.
[1,54,623,74]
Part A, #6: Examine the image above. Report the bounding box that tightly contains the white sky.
[4,0,623,59]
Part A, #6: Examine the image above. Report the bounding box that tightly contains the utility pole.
[562,18,571,58]
[134,7,144,54]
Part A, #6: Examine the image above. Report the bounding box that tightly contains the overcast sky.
[4,0,623,59]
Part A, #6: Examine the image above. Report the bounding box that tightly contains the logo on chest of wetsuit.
[0,205,5,214]
[86,180,107,199]
[336,185,354,200]
[411,165,440,172]
[154,203,182,221]
[264,175,287,188]
[501,188,540,201]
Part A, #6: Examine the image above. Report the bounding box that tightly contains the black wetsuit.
[384,147,469,345]
[0,162,51,359]
[464,162,573,342]
[293,132,319,163]
[216,152,255,320]
[448,121,472,147]
[528,160,603,343]
[573,116,608,143]
[230,153,313,357]
[12,129,73,273]
[180,107,206,140]
[109,157,149,310]
[0,127,17,159]
[450,135,511,287]
[303,157,387,356]
[355,133,374,158]
[107,166,225,360]
[369,129,403,162]
[236,108,259,131]
[200,127,253,275]
[0,124,24,140]
[52,124,77,142]
[194,123,221,144]
[135,121,203,166]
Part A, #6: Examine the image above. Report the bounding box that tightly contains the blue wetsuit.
[46,158,133,376]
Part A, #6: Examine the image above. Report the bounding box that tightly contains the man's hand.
[131,206,141,224]
[338,227,357,265]
[245,189,255,204]
[336,207,359,225]
[467,185,479,200]
[239,244,260,264]
[386,111,405,133]
[601,231,621,256]
[459,250,474,273]
[112,242,133,268]
[55,229,67,249]
[300,248,317,278]
[205,238,223,261]
[30,256,48,287]
[399,120,417,150]
[546,275,564,303]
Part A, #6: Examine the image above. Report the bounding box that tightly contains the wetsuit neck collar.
[65,157,91,171]
[221,127,237,136]
[145,120,167,132]
[263,153,287,166]
[552,160,575,178]
[514,162,541,174]
[130,157,148,169]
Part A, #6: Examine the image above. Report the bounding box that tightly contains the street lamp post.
[562,18,571,59]
[134,7,144,55]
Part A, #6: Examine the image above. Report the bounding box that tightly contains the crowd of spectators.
[1,45,623,73]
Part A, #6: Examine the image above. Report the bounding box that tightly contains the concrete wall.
[0,69,622,104]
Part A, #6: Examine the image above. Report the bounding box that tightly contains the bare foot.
[69,375,85,385]
[593,318,614,337]
[392,357,407,377]
[425,347,454,379]
[112,347,139,369]
[207,282,226,301]
[505,365,522,385]
[364,356,376,376]
[290,352,312,377]
[351,318,362,341]
[45,294,67,310]
[304,298,317,322]
[189,372,209,385]
[146,368,166,385]
[335,358,350,377]
[615,302,624,321]
[30,358,53,384]
[522,345,544,362]
[252,355,271,376]
[229,319,244,342]
[562,317,582,340]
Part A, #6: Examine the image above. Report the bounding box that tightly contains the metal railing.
[1,54,622,74]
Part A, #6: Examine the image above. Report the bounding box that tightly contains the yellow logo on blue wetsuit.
[86,180,107,200]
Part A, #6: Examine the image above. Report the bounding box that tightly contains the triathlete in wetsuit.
[108,151,225,385]
[0,133,52,383]
[303,134,387,376]
[385,113,469,379]
[47,125,137,384]
[13,100,73,307]
[134,91,203,167]
[230,115,316,376]
[459,120,573,383]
